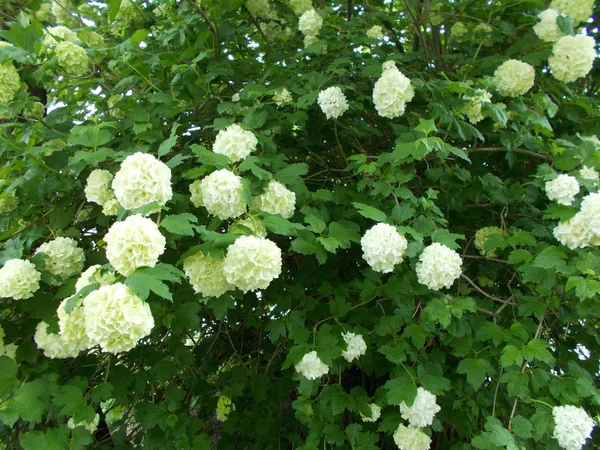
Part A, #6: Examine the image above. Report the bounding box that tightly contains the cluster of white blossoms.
[112,152,173,210]
[104,214,166,276]
[548,34,596,83]
[43,26,78,47]
[366,25,384,39]
[361,223,408,273]
[256,180,296,219]
[35,321,81,359]
[183,251,233,299]
[359,403,381,423]
[554,192,600,249]
[550,0,594,24]
[580,165,599,182]
[393,425,431,450]
[295,351,329,380]
[493,59,535,97]
[216,395,236,422]
[289,0,312,15]
[318,86,349,120]
[533,9,566,42]
[68,414,100,433]
[552,405,596,450]
[0,60,21,107]
[399,387,441,428]
[298,9,323,46]
[273,88,293,107]
[212,124,258,163]
[341,332,367,362]
[234,217,268,237]
[222,236,282,292]
[35,237,85,283]
[85,169,118,212]
[416,243,462,291]
[83,283,154,353]
[57,297,93,354]
[75,264,117,292]
[373,61,414,119]
[545,174,580,205]
[199,169,247,220]
[55,41,90,76]
[463,90,492,124]
[0,259,41,300]
[474,226,504,257]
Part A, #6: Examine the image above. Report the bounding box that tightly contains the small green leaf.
[158,123,180,157]
[352,202,387,222]
[190,144,230,168]
[456,358,494,389]
[160,213,198,236]
[384,373,417,405]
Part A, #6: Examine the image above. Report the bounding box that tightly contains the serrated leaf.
[352,202,386,222]
[160,213,198,236]
[384,373,417,405]
[500,344,523,367]
[456,358,494,389]
[274,163,308,186]
[261,212,303,236]
[190,144,230,168]
[158,123,180,156]
[522,339,554,364]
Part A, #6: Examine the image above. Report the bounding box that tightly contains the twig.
[188,0,219,56]
[243,7,276,54]
[0,209,53,246]
[466,147,551,161]
[460,274,515,306]
[463,255,509,264]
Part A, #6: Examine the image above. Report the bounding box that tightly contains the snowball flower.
[545,174,579,205]
[43,26,78,47]
[0,259,41,300]
[222,236,282,292]
[464,90,492,124]
[493,60,535,97]
[550,0,594,24]
[373,61,414,119]
[112,152,173,210]
[68,414,99,433]
[85,169,115,206]
[79,30,105,48]
[34,322,80,358]
[361,223,408,273]
[57,297,93,353]
[295,351,329,380]
[549,34,596,83]
[579,166,599,182]
[183,251,233,299]
[552,405,596,450]
[75,265,117,292]
[216,396,235,422]
[579,192,600,236]
[553,215,597,249]
[360,403,381,422]
[341,332,367,362]
[273,88,293,107]
[189,179,203,208]
[83,283,154,353]
[416,243,462,291]
[289,0,312,15]
[450,22,468,41]
[474,226,504,256]
[35,237,85,282]
[533,9,566,43]
[102,199,120,216]
[367,25,383,39]
[52,0,79,27]
[256,180,296,219]
[199,169,247,220]
[104,215,166,276]
[318,86,349,120]
[55,41,90,76]
[399,387,441,428]
[298,9,323,36]
[0,61,21,107]
[393,425,431,450]
[212,124,258,163]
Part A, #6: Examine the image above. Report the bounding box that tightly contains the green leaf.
[384,373,417,405]
[392,204,416,223]
[0,380,50,426]
[0,356,18,398]
[510,415,533,439]
[274,163,308,186]
[190,144,230,168]
[431,229,464,250]
[328,221,361,247]
[352,202,387,222]
[261,213,303,236]
[456,358,494,389]
[522,339,554,364]
[243,108,268,129]
[415,118,437,136]
[52,385,86,417]
[508,249,533,265]
[68,125,112,149]
[239,156,271,180]
[109,0,123,20]
[500,344,523,367]
[160,213,198,236]
[419,373,451,395]
[126,264,182,301]
[556,14,574,35]
[475,322,504,347]
[158,123,180,157]
[20,427,70,450]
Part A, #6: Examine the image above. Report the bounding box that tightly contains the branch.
[466,147,552,161]
[243,7,276,54]
[188,0,219,56]
[460,274,515,306]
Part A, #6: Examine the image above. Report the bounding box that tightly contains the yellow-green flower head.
[199,169,247,220]
[35,2,54,22]
[85,169,115,206]
[289,0,312,15]
[0,61,21,107]
[550,0,594,24]
[117,0,142,23]
[450,22,468,41]
[0,191,18,214]
[55,41,90,76]
[183,251,233,299]
[34,321,81,358]
[216,396,235,422]
[57,297,93,353]
[75,264,117,292]
[43,26,78,48]
[0,259,41,300]
[35,237,85,283]
[51,0,80,27]
[255,180,296,219]
[474,226,505,256]
[82,283,154,353]
[24,102,45,119]
[78,30,105,49]
[493,60,535,97]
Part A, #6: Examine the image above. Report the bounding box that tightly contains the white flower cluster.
[85,169,118,212]
[35,237,85,283]
[289,0,312,15]
[554,192,600,248]
[256,180,296,219]
[295,350,329,380]
[393,425,431,450]
[0,259,41,300]
[493,59,535,97]
[298,9,323,45]
[580,166,599,182]
[43,26,78,47]
[416,243,462,291]
[373,61,414,119]
[549,34,596,83]
[367,25,383,39]
[361,223,408,273]
[318,86,349,120]
[55,41,90,76]
[57,297,93,354]
[360,403,381,422]
[112,152,173,210]
[552,405,596,450]
[216,395,235,422]
[212,124,258,163]
[199,169,247,220]
[0,61,21,107]
[464,90,492,124]
[104,214,166,276]
[68,414,100,433]
[273,88,293,107]
[183,251,233,299]
[399,387,441,428]
[75,264,117,292]
[35,321,80,359]
[533,9,566,43]
[222,236,282,292]
[474,226,504,257]
[545,174,580,205]
[550,0,594,24]
[83,283,154,353]
[341,332,367,362]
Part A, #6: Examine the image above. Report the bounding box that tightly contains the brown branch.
[188,0,219,56]
[243,7,276,54]
[460,274,515,306]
